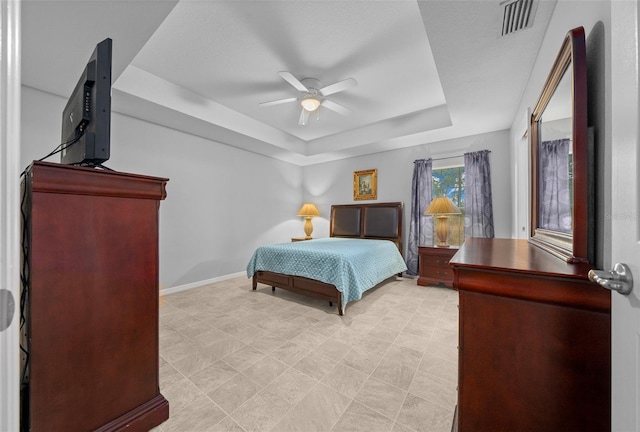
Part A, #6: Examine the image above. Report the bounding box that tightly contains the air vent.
[500,0,536,36]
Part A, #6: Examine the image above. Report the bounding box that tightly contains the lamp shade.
[297,203,320,217]
[424,197,461,215]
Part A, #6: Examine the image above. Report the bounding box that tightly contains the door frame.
[610,0,640,430]
[0,1,21,431]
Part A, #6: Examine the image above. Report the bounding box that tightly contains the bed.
[246,202,407,315]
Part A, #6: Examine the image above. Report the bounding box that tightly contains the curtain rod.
[413,155,461,163]
[415,150,491,163]
[431,155,463,162]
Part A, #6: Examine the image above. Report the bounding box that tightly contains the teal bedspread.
[246,238,407,309]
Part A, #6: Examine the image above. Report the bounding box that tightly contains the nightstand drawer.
[423,264,454,280]
[428,256,453,267]
[417,245,459,288]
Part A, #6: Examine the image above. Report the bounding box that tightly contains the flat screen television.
[60,38,112,166]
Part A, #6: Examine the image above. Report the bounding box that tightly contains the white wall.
[21,86,302,288]
[22,86,512,288]
[302,129,513,253]
[509,1,611,268]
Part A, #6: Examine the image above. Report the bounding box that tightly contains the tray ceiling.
[22,1,556,166]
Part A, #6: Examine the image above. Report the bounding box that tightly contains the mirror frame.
[530,26,591,263]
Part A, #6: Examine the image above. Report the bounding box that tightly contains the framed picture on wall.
[353,169,377,200]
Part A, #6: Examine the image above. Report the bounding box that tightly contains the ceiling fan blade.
[319,78,358,96]
[259,97,297,107]
[321,99,353,116]
[279,71,308,92]
[298,108,310,126]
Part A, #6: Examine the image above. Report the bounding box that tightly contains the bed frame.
[252,202,403,315]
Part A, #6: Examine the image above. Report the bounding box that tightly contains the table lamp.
[297,203,320,239]
[425,197,461,247]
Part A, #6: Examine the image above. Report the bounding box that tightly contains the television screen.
[60,38,112,166]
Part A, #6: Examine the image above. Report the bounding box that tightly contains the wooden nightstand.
[417,245,459,287]
[291,237,312,242]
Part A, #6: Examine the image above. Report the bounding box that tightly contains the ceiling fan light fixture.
[301,95,321,112]
[260,72,357,123]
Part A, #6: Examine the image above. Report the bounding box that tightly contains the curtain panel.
[464,150,495,238]
[406,159,433,276]
[539,139,572,233]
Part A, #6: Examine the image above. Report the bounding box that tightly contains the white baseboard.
[160,271,246,296]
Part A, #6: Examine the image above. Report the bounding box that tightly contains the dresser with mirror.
[451,27,611,432]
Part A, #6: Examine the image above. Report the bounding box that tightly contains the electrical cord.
[19,178,29,385]
[17,127,116,395]
[20,129,115,175]
[19,131,83,179]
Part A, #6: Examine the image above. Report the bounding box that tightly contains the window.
[432,166,465,246]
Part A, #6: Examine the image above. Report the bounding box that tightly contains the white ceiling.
[21,0,556,166]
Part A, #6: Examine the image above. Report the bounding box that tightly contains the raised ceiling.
[22,0,556,166]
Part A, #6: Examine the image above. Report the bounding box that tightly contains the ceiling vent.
[500,0,537,37]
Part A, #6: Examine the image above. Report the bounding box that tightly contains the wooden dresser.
[450,238,611,432]
[21,162,169,431]
[417,245,458,287]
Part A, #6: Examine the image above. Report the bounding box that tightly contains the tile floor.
[153,276,458,432]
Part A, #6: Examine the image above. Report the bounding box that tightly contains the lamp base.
[303,217,314,240]
[434,215,451,248]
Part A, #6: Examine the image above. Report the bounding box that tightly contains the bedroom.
[2,0,639,431]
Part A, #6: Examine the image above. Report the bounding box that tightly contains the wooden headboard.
[330,202,403,253]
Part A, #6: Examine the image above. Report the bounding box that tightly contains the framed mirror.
[530,26,591,263]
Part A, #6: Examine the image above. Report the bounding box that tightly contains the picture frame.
[353,169,377,201]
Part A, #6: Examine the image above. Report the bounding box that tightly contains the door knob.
[0,289,15,332]
[588,263,633,295]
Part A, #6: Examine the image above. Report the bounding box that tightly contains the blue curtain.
[464,150,494,238]
[406,158,433,276]
[539,139,572,233]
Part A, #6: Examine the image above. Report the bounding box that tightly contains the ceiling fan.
[259,71,358,126]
